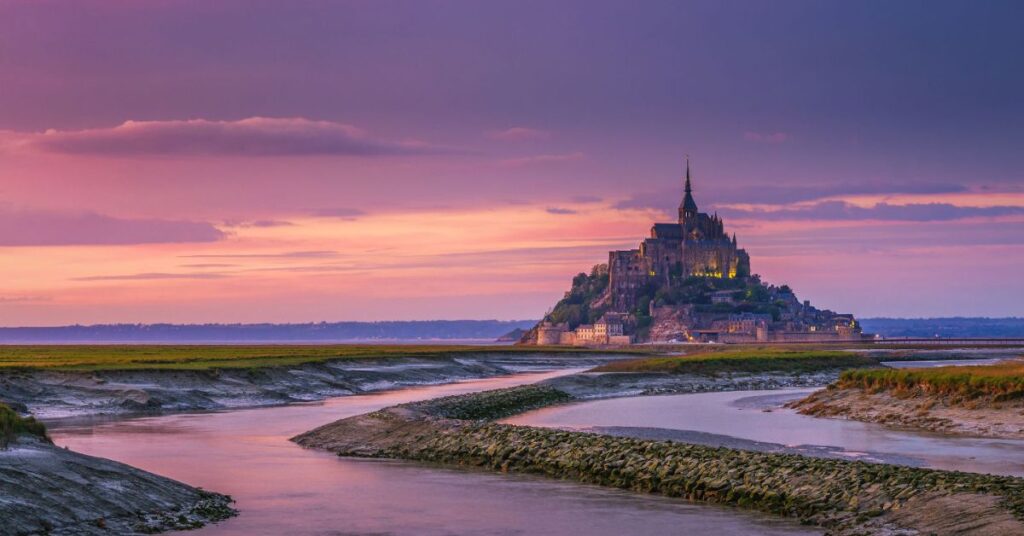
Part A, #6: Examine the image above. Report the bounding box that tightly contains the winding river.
[46,369,817,536]
[505,387,1024,477]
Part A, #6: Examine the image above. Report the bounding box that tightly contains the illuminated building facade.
[609,159,750,310]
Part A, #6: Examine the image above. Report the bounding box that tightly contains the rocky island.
[520,160,863,346]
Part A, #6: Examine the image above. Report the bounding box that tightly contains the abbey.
[522,158,863,346]
[609,159,750,311]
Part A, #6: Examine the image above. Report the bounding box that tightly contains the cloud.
[180,263,237,268]
[0,207,224,246]
[0,295,51,303]
[180,250,340,259]
[499,151,584,167]
[720,201,1024,222]
[73,272,229,282]
[743,131,789,143]
[486,127,551,141]
[614,180,970,210]
[222,219,293,228]
[22,117,443,157]
[545,207,578,215]
[311,207,367,219]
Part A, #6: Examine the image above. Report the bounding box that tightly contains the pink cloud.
[486,127,551,141]
[743,131,789,144]
[22,117,442,157]
[0,207,224,246]
[499,151,584,168]
[0,295,51,303]
[311,207,367,219]
[73,272,229,282]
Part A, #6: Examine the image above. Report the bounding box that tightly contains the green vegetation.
[0,404,48,447]
[544,264,610,329]
[0,344,617,372]
[592,348,879,374]
[411,385,574,421]
[839,362,1024,403]
[647,275,786,320]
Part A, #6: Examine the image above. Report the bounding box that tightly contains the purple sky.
[1,0,1022,324]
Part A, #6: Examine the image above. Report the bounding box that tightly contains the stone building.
[609,159,750,311]
[537,314,630,346]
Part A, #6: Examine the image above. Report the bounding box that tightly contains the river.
[47,369,817,536]
[505,387,1024,477]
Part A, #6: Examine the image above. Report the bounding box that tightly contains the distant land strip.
[0,317,1021,343]
[0,320,538,344]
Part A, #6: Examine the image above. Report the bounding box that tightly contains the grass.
[0,404,48,447]
[1,342,1011,373]
[410,385,575,421]
[590,348,880,374]
[0,344,646,372]
[838,361,1024,402]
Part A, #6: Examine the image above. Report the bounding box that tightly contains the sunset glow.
[1,1,1022,324]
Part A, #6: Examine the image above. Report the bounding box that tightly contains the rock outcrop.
[0,436,234,535]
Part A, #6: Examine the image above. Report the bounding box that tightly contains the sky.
[1,0,1023,325]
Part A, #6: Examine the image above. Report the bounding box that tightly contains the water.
[47,370,816,536]
[505,388,1024,477]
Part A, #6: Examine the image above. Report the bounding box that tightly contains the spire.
[679,155,698,218]
[685,155,692,195]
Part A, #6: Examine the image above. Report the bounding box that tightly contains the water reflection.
[506,388,1024,477]
[48,371,816,536]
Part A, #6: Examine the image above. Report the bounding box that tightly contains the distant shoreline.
[0,338,513,346]
[0,317,1022,344]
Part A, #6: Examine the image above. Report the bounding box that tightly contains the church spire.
[679,155,698,220]
[685,155,692,195]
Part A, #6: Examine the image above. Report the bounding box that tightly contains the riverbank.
[294,385,1024,535]
[542,349,885,399]
[792,387,1024,440]
[790,361,1024,440]
[1,352,623,419]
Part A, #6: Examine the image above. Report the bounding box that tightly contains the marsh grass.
[591,348,878,374]
[0,344,645,372]
[0,404,48,447]
[839,362,1024,403]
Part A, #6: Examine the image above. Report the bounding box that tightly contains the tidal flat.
[7,344,1024,535]
[296,384,1024,535]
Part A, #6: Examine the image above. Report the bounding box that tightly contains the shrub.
[0,403,49,447]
